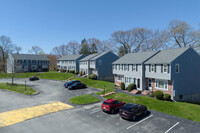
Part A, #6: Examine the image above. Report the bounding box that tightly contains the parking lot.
[0,78,200,133]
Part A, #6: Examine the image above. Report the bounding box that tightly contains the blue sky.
[1,0,200,54]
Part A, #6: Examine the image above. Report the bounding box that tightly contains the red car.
[101,99,126,113]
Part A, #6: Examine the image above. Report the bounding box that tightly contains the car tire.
[110,109,115,114]
[132,115,136,121]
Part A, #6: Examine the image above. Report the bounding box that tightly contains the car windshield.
[121,104,136,111]
[103,102,110,105]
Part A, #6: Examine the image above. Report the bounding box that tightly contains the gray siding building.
[7,54,50,73]
[57,54,85,72]
[89,51,119,82]
[79,53,100,75]
[145,47,200,103]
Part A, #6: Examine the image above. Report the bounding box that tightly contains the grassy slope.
[0,72,75,80]
[105,93,200,122]
[0,83,38,95]
[69,94,100,104]
[72,77,115,95]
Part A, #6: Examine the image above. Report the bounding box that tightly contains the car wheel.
[144,109,147,115]
[110,109,115,114]
[132,115,136,121]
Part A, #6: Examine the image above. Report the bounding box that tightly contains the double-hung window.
[163,64,168,73]
[175,64,179,73]
[155,80,168,90]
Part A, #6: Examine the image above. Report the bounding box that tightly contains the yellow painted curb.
[0,101,74,127]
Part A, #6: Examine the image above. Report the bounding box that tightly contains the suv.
[64,80,80,88]
[101,99,125,113]
[119,103,147,121]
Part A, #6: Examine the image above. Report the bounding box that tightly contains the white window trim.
[163,64,168,73]
[151,64,154,72]
[175,64,179,73]
[117,75,123,82]
[155,79,168,91]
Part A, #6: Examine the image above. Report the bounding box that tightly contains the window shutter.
[155,64,156,73]
[149,64,151,72]
[136,64,138,71]
[167,64,170,73]
[122,65,123,70]
[128,64,129,71]
[161,64,163,73]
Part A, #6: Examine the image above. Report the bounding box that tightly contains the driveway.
[0,78,200,133]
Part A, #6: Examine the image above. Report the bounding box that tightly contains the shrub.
[120,82,125,90]
[164,93,171,101]
[88,74,97,80]
[127,83,136,92]
[80,71,83,76]
[154,90,164,100]
[69,70,75,74]
[148,91,154,97]
[60,69,66,73]
[83,71,85,75]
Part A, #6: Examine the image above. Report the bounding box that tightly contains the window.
[120,65,122,70]
[163,64,168,73]
[117,75,123,81]
[155,80,168,90]
[124,64,128,71]
[125,77,134,83]
[175,64,179,73]
[132,64,136,71]
[151,64,154,72]
[115,64,117,70]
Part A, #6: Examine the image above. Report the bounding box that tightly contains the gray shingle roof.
[80,53,100,61]
[113,51,159,64]
[90,51,109,60]
[145,47,190,64]
[58,54,84,60]
[12,54,49,60]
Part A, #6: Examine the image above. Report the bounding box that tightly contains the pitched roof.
[113,51,159,64]
[145,47,190,64]
[80,53,100,61]
[11,54,49,60]
[90,51,110,60]
[58,54,84,60]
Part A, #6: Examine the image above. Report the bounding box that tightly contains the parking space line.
[165,122,179,133]
[89,109,102,114]
[91,108,101,111]
[127,115,153,130]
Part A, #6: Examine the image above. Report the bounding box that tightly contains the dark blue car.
[64,80,80,88]
[68,82,86,90]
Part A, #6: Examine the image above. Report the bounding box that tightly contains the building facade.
[113,47,200,103]
[57,54,85,72]
[7,54,50,73]
[89,51,119,82]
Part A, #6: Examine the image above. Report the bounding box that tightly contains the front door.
[148,79,152,90]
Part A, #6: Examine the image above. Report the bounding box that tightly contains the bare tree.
[141,30,169,51]
[168,20,200,48]
[28,46,44,54]
[111,28,151,54]
[51,44,69,57]
[0,35,15,72]
[14,46,22,54]
[67,41,80,55]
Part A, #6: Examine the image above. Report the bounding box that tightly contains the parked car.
[29,76,39,81]
[64,80,80,88]
[68,82,86,90]
[119,103,147,121]
[101,99,125,113]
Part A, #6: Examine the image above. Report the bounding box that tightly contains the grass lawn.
[69,94,100,104]
[105,93,200,123]
[0,72,75,80]
[72,77,116,95]
[0,83,38,95]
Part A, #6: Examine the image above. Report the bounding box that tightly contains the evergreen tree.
[118,46,126,57]
[79,39,90,55]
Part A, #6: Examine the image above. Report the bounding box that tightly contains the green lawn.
[0,83,38,95]
[72,77,116,95]
[105,93,200,122]
[69,94,100,104]
[0,72,75,80]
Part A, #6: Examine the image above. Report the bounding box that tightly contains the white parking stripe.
[89,109,102,114]
[165,122,179,133]
[92,108,101,111]
[127,115,153,129]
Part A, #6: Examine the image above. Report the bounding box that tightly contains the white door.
[148,79,152,90]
